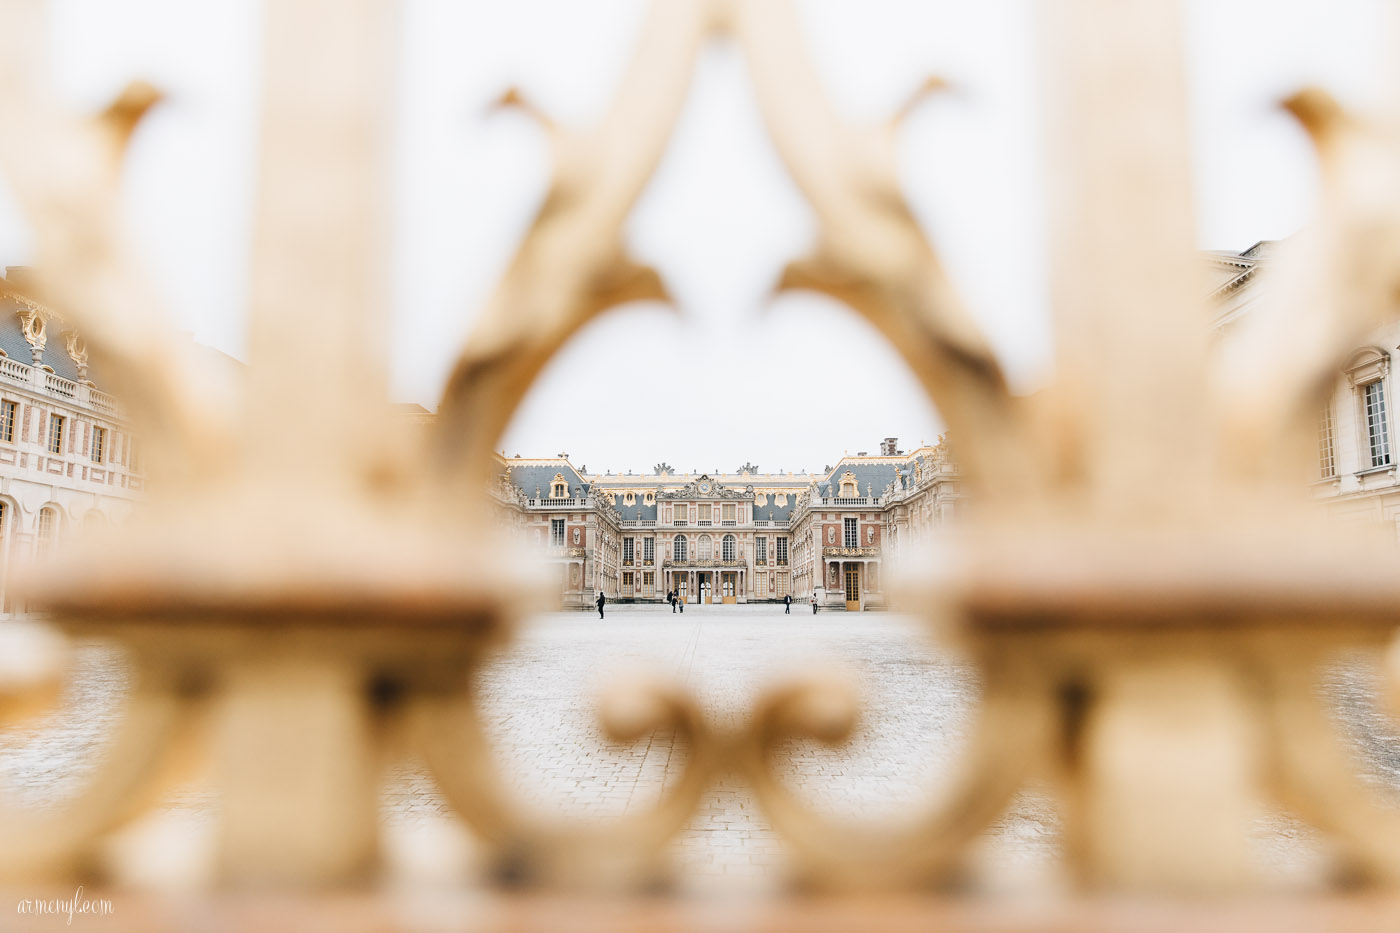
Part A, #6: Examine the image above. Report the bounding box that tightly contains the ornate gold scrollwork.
[2,0,1400,901]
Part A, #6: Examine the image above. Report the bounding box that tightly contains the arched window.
[698,535,712,561]
[673,534,687,562]
[722,534,736,562]
[36,506,59,554]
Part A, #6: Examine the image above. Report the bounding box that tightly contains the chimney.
[880,437,898,456]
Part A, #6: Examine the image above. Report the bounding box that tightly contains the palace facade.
[492,436,961,611]
[7,244,1394,616]
[1210,243,1400,531]
[0,269,147,614]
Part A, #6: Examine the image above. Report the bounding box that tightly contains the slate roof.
[0,296,106,388]
[506,460,590,498]
[752,496,796,522]
[612,498,658,521]
[821,459,904,499]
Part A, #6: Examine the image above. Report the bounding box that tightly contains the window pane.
[1367,381,1391,467]
[1318,405,1336,479]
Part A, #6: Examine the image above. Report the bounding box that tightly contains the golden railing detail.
[0,0,1397,913]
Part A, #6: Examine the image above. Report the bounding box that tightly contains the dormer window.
[550,472,567,498]
[839,471,858,498]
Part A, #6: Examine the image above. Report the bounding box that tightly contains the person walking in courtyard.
[668,589,676,613]
[597,591,605,619]
[784,593,791,614]
[811,594,818,614]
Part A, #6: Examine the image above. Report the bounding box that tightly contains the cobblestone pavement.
[2,606,1399,892]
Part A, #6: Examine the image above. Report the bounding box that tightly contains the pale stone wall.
[0,319,142,615]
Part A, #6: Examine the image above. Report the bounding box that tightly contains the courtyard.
[1,604,1397,892]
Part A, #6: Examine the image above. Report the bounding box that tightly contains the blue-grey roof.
[754,498,795,522]
[613,498,658,520]
[507,461,589,498]
[0,299,105,388]
[822,461,903,499]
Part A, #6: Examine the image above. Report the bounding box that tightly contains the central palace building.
[491,437,962,611]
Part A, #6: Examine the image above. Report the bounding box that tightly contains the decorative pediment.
[1346,346,1390,386]
[657,473,754,500]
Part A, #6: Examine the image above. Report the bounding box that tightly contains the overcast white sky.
[0,1,1390,475]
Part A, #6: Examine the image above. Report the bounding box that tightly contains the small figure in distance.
[597,591,605,620]
[784,593,791,614]
[811,594,818,615]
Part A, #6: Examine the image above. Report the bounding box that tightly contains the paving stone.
[1,606,1394,888]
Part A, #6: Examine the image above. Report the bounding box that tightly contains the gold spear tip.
[101,80,165,147]
[1280,87,1348,148]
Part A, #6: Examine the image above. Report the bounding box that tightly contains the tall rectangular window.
[37,507,56,554]
[698,503,711,523]
[843,517,858,548]
[1366,380,1391,467]
[623,537,634,565]
[551,518,565,546]
[0,400,14,443]
[755,537,767,563]
[47,413,64,454]
[722,503,735,525]
[91,426,106,464]
[674,505,687,526]
[776,536,788,566]
[1318,405,1336,479]
[643,538,654,564]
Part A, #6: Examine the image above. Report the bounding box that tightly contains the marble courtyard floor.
[2,604,1397,893]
